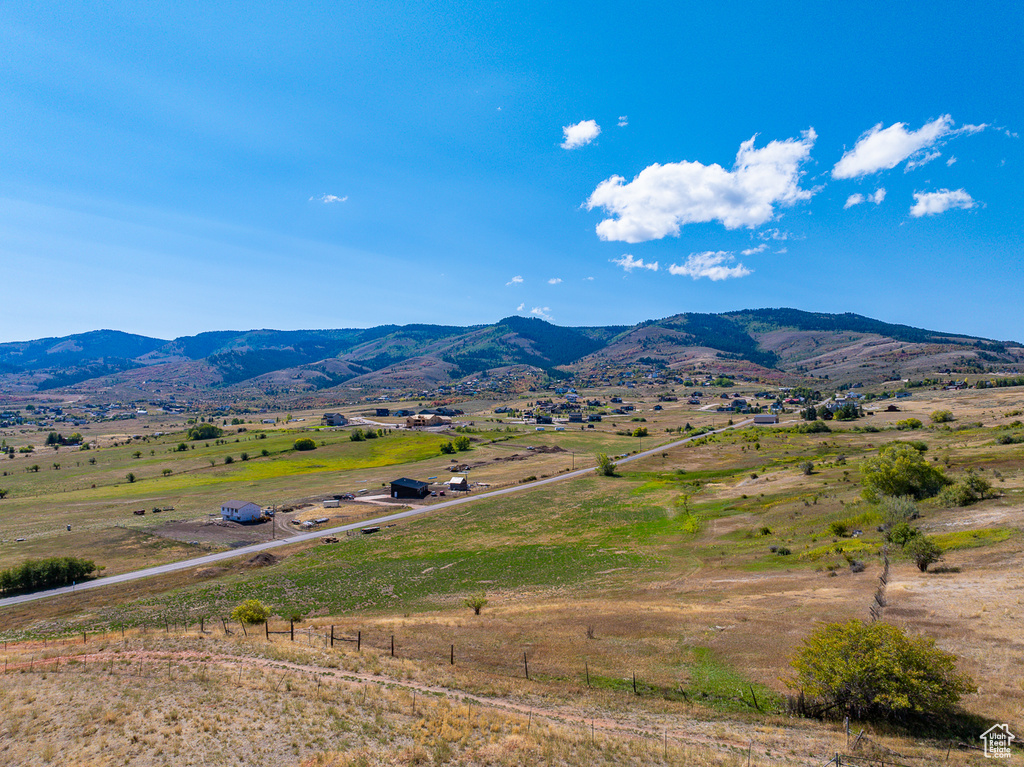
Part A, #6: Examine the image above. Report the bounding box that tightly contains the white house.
[220,500,262,522]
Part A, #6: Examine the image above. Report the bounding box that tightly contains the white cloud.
[516,302,525,311]
[561,119,601,150]
[584,276,594,281]
[910,188,977,217]
[776,247,788,254]
[844,188,886,208]
[506,275,523,286]
[530,306,554,321]
[611,254,659,272]
[668,251,751,281]
[586,129,816,243]
[547,277,562,285]
[757,227,800,241]
[905,150,941,172]
[741,244,768,255]
[618,115,628,127]
[831,115,987,179]
[946,155,957,166]
[310,194,348,203]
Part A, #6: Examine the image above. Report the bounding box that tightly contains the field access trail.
[0,420,754,608]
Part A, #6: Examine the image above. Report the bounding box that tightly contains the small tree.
[930,409,954,423]
[231,599,271,625]
[126,472,136,483]
[440,441,456,455]
[596,453,617,477]
[0,488,7,499]
[464,594,488,615]
[349,428,365,442]
[293,438,316,451]
[162,468,172,476]
[790,620,974,720]
[861,443,948,502]
[799,461,814,475]
[453,435,472,451]
[906,535,942,572]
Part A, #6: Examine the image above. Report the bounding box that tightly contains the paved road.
[0,419,752,608]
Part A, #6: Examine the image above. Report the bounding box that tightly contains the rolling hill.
[0,309,1021,396]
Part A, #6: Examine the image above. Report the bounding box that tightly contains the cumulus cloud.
[530,306,554,321]
[310,194,348,203]
[946,156,957,166]
[611,254,659,272]
[741,244,768,255]
[506,275,524,286]
[586,129,816,243]
[516,303,525,311]
[584,276,594,281]
[618,115,629,127]
[668,251,751,281]
[844,188,886,208]
[910,188,977,217]
[832,115,987,179]
[547,277,562,285]
[561,119,601,149]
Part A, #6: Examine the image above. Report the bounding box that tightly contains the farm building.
[448,475,469,491]
[406,414,451,428]
[220,500,262,522]
[390,478,431,499]
[753,414,779,424]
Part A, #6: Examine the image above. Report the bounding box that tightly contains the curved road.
[0,419,753,608]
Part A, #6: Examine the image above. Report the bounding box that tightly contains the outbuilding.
[390,477,431,499]
[220,500,262,522]
[448,475,469,491]
[753,414,779,425]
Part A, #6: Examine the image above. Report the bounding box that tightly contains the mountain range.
[1,309,1021,398]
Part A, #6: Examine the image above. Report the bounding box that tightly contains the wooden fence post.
[523,652,529,680]
[265,621,269,640]
[357,630,361,651]
[585,662,590,687]
[290,620,294,642]
[330,625,334,648]
[632,672,637,695]
[391,635,395,658]
[450,644,454,665]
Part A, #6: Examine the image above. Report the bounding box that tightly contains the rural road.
[0,419,754,608]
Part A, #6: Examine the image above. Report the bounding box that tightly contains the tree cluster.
[0,556,97,594]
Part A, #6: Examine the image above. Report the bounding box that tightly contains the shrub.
[596,453,617,477]
[186,423,222,441]
[828,521,848,537]
[0,556,97,594]
[453,435,472,451]
[293,438,316,451]
[930,409,954,423]
[631,426,648,438]
[440,441,456,455]
[223,455,234,464]
[464,594,488,615]
[349,429,365,442]
[879,495,919,525]
[231,599,271,625]
[906,535,942,572]
[860,442,948,502]
[261,449,270,457]
[937,472,991,507]
[886,522,921,547]
[790,620,974,720]
[799,461,814,475]
[895,418,923,430]
[795,420,831,434]
[126,472,136,483]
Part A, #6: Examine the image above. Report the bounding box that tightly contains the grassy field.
[2,385,1024,765]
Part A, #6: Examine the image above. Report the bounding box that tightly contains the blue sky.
[1,2,1021,343]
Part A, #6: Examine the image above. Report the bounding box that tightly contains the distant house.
[652,404,662,411]
[448,475,469,491]
[406,414,450,428]
[322,413,348,426]
[536,415,553,425]
[393,409,415,417]
[390,478,430,499]
[375,408,390,417]
[567,413,583,423]
[220,500,262,522]
[753,414,779,425]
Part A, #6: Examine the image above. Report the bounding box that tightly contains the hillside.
[1,309,1021,397]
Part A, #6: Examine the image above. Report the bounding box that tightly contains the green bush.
[453,435,472,451]
[906,535,943,572]
[937,472,991,507]
[895,418,923,430]
[187,423,223,441]
[860,442,948,502]
[930,409,954,423]
[349,429,365,442]
[440,441,456,455]
[596,453,617,477]
[231,599,271,625]
[293,438,316,451]
[790,620,974,720]
[886,522,921,547]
